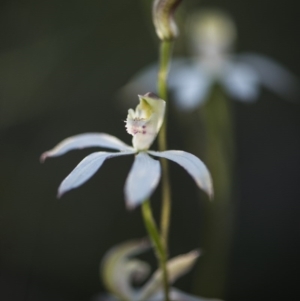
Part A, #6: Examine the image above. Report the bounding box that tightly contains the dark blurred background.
[0,0,299,300]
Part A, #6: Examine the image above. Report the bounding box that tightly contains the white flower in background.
[41,93,213,209]
[92,239,222,301]
[122,9,299,111]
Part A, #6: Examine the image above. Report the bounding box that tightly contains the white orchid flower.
[122,9,299,111]
[92,239,222,301]
[41,92,213,209]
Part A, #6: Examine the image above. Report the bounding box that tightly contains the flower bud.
[126,92,165,151]
[152,0,182,41]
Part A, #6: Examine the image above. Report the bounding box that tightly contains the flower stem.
[157,40,173,247]
[158,40,172,100]
[141,200,170,301]
[193,84,236,298]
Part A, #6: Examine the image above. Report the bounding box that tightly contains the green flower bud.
[152,0,182,41]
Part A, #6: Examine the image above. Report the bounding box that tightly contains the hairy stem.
[142,200,170,301]
[157,40,173,248]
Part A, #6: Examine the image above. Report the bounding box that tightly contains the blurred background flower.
[95,239,215,301]
[123,9,299,109]
[121,6,300,299]
[0,1,299,301]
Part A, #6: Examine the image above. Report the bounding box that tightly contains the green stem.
[157,40,173,247]
[142,200,170,301]
[193,85,236,298]
[158,41,172,100]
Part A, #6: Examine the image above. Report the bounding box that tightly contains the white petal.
[169,288,222,301]
[122,63,158,96]
[166,250,200,283]
[237,53,300,102]
[124,152,161,209]
[122,57,191,98]
[149,288,222,301]
[138,250,200,301]
[40,133,133,162]
[58,151,134,197]
[221,62,260,102]
[148,288,222,301]
[169,63,212,110]
[101,239,150,301]
[148,150,213,199]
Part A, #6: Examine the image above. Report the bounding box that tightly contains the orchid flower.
[92,239,221,301]
[41,93,213,209]
[122,9,299,111]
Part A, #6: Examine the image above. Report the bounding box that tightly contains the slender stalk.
[142,200,170,301]
[158,41,172,100]
[193,85,236,298]
[157,40,173,246]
